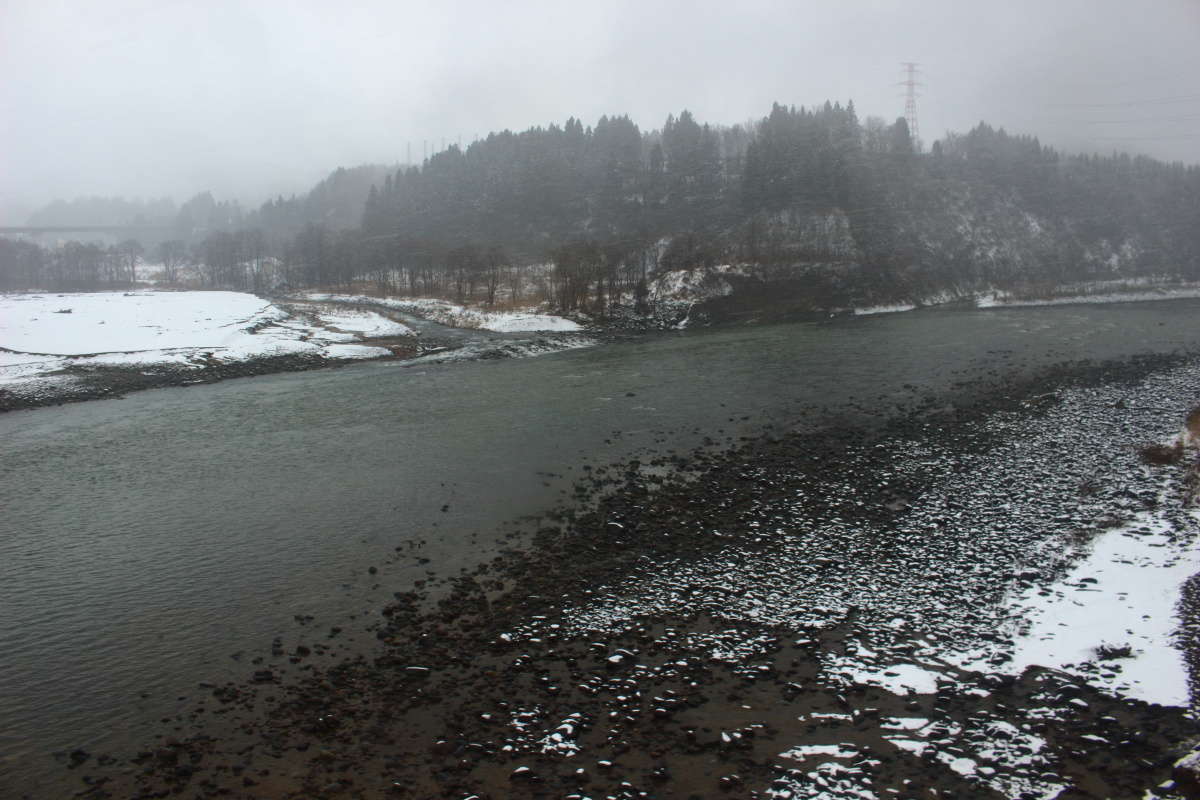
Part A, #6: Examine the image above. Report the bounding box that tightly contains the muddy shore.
[50,351,1200,800]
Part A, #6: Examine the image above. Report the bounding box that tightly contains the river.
[3,300,1200,796]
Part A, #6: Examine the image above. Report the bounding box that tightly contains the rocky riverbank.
[60,351,1200,800]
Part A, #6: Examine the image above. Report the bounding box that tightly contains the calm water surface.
[3,301,1200,795]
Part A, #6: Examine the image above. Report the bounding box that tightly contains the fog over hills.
[2,0,1198,224]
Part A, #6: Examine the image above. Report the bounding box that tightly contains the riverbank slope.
[68,351,1200,800]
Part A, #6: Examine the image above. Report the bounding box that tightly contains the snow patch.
[854,303,917,316]
[320,343,393,359]
[311,309,413,338]
[1003,511,1199,706]
[303,293,581,332]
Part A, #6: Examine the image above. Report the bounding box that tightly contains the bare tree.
[240,229,266,292]
[116,239,144,284]
[505,262,525,304]
[484,245,506,306]
[156,240,187,284]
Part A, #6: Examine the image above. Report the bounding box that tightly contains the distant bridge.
[0,225,174,235]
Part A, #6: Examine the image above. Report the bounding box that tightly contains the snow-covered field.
[0,291,411,387]
[302,293,581,332]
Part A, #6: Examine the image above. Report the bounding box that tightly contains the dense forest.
[4,102,1199,314]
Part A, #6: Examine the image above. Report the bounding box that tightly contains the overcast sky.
[2,0,1198,223]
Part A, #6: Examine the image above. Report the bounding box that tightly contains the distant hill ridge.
[9,102,1200,310]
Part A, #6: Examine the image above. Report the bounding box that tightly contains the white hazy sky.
[2,0,1198,223]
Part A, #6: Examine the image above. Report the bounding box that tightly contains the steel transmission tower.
[899,62,922,149]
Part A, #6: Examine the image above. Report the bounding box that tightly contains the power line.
[1090,133,1200,141]
[1047,93,1200,109]
[1052,114,1200,125]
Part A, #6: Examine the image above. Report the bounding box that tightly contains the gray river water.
[4,300,1200,796]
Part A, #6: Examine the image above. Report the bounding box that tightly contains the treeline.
[359,103,1200,306]
[362,112,748,248]
[6,102,1200,310]
[0,238,149,292]
[0,233,252,293]
[279,229,651,313]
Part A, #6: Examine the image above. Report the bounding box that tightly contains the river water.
[3,300,1200,796]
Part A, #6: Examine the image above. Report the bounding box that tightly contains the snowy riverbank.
[853,280,1200,316]
[300,292,582,333]
[0,290,595,411]
[0,291,409,380]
